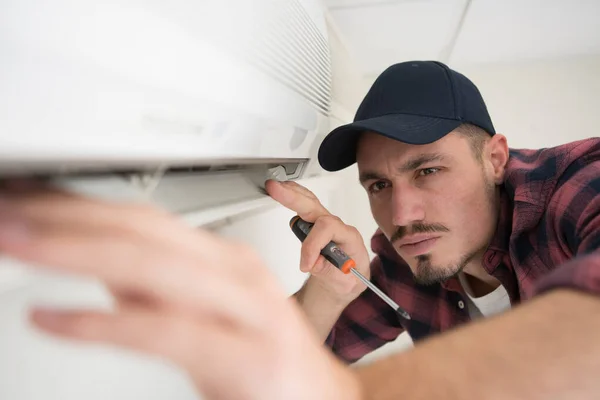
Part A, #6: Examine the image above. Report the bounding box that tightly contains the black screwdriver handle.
[289,216,355,274]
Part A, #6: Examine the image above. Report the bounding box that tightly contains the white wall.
[456,55,600,148]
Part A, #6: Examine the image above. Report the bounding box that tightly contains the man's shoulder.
[505,138,600,205]
[507,137,600,168]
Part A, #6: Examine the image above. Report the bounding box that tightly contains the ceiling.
[323,0,600,77]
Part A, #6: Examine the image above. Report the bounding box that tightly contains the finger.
[300,255,329,273]
[0,221,275,330]
[0,188,244,276]
[0,188,178,242]
[0,187,285,326]
[264,180,329,222]
[300,215,358,272]
[310,256,333,275]
[29,307,239,370]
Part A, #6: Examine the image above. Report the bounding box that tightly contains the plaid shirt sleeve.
[324,255,404,363]
[532,160,600,297]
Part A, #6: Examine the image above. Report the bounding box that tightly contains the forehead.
[356,131,467,170]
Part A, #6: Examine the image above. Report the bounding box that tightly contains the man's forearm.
[294,283,350,342]
[356,289,600,400]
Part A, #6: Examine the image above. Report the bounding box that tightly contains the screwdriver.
[289,216,411,320]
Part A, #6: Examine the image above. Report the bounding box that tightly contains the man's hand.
[265,180,370,303]
[265,180,371,341]
[0,184,361,400]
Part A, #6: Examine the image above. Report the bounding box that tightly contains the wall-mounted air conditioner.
[0,0,333,225]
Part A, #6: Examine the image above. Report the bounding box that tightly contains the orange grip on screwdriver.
[289,216,356,274]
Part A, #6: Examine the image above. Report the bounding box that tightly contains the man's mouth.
[396,235,440,257]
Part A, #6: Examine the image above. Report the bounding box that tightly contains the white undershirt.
[458,273,511,319]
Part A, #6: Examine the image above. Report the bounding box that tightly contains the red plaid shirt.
[326,138,600,363]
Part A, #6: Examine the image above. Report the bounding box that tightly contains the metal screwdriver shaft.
[350,268,411,320]
[290,216,411,320]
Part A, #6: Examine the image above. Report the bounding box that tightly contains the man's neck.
[461,260,501,298]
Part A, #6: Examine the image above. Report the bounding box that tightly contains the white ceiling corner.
[323,0,600,76]
[324,0,469,75]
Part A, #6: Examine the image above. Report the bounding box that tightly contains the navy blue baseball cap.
[318,61,495,172]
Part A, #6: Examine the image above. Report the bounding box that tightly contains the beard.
[413,252,475,285]
[407,173,498,286]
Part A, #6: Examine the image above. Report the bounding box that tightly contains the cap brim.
[318,114,462,172]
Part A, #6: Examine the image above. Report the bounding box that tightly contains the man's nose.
[391,185,425,227]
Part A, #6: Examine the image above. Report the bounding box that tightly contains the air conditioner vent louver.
[199,0,332,116]
[249,0,333,116]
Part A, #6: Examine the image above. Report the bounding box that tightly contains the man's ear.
[486,134,509,184]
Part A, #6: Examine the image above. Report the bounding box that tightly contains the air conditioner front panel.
[0,0,331,174]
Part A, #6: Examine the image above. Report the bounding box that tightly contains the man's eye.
[419,167,440,176]
[369,181,389,193]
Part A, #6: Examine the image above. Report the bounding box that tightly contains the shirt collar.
[487,186,513,254]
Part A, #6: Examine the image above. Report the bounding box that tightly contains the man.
[0,61,599,399]
[283,60,600,363]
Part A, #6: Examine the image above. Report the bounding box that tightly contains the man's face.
[356,130,500,285]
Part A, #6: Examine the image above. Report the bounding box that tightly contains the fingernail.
[299,263,311,273]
